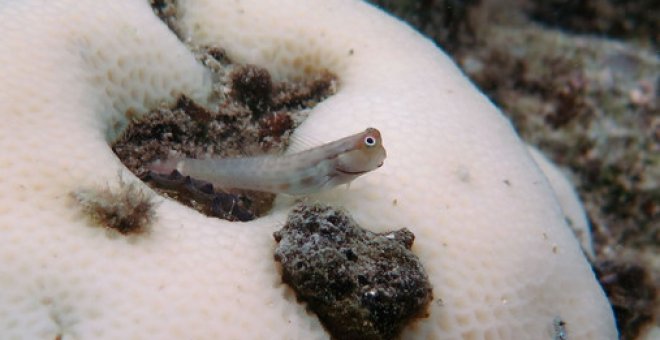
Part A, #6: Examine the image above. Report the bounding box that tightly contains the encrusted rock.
[273,203,433,340]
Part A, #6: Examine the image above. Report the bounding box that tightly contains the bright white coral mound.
[0,0,616,339]
[527,146,595,259]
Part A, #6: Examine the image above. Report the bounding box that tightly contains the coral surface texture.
[0,0,616,339]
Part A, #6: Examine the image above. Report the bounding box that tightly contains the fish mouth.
[336,162,383,175]
[336,168,369,175]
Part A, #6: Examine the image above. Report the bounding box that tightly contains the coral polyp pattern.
[0,0,616,339]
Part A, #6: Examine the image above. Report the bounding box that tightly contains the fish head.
[335,127,386,176]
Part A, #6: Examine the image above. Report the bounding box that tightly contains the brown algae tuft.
[72,177,156,236]
[273,203,433,340]
[230,64,273,115]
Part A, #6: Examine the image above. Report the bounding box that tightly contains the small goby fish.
[148,128,386,195]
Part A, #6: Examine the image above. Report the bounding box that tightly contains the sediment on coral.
[112,46,336,220]
[273,203,433,340]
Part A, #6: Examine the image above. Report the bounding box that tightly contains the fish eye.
[364,135,377,147]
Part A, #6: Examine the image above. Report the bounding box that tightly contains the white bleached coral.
[0,0,616,339]
[527,146,595,259]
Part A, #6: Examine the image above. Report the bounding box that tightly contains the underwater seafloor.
[367,0,658,339]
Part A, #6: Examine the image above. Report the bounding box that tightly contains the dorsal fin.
[286,131,327,154]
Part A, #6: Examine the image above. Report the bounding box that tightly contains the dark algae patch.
[273,203,433,340]
[368,0,480,53]
[527,0,659,48]
[144,170,256,222]
[230,64,272,115]
[596,260,658,340]
[112,46,336,221]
